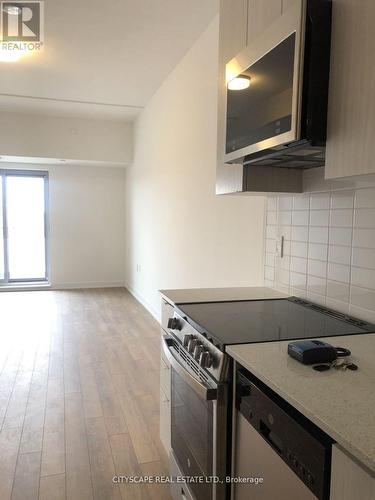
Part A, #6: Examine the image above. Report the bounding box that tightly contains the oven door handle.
[162,336,217,401]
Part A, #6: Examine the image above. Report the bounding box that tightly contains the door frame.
[0,169,49,285]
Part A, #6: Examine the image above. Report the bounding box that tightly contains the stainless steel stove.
[164,297,375,500]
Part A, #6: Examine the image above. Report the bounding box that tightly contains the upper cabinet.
[216,0,290,195]
[220,0,248,63]
[325,0,375,179]
[216,0,248,195]
[217,0,375,194]
[247,0,282,44]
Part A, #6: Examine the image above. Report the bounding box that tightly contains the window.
[0,170,48,284]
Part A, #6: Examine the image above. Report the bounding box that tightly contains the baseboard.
[125,283,161,323]
[51,281,126,290]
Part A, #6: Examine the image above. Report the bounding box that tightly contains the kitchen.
[158,0,375,499]
[0,0,374,500]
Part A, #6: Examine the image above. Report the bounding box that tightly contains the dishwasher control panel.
[236,367,333,500]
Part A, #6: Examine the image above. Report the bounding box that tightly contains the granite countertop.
[160,286,288,305]
[227,334,375,473]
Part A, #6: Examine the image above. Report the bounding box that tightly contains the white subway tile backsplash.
[352,248,375,270]
[330,209,353,228]
[264,279,275,288]
[310,192,330,210]
[267,211,277,225]
[264,266,275,281]
[279,196,293,211]
[349,304,375,324]
[265,253,275,268]
[267,197,278,211]
[275,268,290,286]
[291,241,308,258]
[290,257,307,274]
[290,287,307,298]
[308,243,328,261]
[306,291,326,306]
[328,245,352,266]
[310,210,329,227]
[293,195,310,210]
[330,190,354,209]
[327,263,350,284]
[283,240,291,257]
[279,211,292,226]
[355,188,375,208]
[266,225,277,239]
[265,186,375,323]
[350,287,375,313]
[266,239,276,253]
[354,209,375,229]
[329,227,353,246]
[351,266,375,290]
[291,226,309,242]
[309,226,329,244]
[290,272,307,290]
[307,275,327,296]
[292,211,309,226]
[279,225,292,240]
[327,281,350,303]
[308,260,327,278]
[279,255,290,271]
[325,297,350,314]
[353,229,375,249]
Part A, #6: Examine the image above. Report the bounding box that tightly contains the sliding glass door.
[0,170,48,284]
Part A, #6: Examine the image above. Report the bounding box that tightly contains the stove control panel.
[167,312,227,382]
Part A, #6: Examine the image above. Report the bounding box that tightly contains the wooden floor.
[0,288,172,500]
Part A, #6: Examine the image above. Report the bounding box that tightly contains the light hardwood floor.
[0,288,172,500]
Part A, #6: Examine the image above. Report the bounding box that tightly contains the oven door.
[224,0,307,163]
[162,336,228,500]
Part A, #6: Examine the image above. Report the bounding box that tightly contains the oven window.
[171,368,213,499]
[226,32,296,154]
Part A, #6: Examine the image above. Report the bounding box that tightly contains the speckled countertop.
[227,334,375,474]
[160,286,288,305]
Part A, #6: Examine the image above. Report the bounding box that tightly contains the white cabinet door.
[282,0,298,13]
[220,0,248,64]
[247,0,282,44]
[330,445,375,500]
[325,0,375,178]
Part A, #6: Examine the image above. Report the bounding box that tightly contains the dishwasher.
[232,365,333,500]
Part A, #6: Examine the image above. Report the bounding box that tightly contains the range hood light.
[228,75,251,90]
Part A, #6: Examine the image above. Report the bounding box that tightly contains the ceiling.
[0,0,218,121]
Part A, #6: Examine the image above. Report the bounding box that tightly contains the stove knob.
[200,351,214,368]
[183,334,193,348]
[188,337,198,353]
[194,343,204,360]
[167,317,182,330]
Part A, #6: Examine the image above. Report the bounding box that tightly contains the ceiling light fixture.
[0,50,22,62]
[227,75,251,91]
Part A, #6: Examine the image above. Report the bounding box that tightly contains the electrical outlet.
[136,264,141,273]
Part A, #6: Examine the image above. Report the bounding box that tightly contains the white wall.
[0,112,133,165]
[125,16,266,318]
[2,162,126,288]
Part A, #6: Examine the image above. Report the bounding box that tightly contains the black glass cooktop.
[176,297,375,350]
